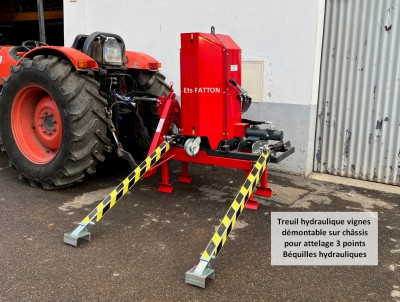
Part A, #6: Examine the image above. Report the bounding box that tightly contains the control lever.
[229,79,252,113]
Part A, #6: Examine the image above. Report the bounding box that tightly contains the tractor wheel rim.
[11,85,62,164]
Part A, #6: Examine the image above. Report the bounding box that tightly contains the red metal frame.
[147,32,272,210]
[146,92,272,210]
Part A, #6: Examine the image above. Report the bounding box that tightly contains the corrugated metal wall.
[314,0,400,185]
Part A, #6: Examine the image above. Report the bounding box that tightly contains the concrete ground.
[0,152,399,302]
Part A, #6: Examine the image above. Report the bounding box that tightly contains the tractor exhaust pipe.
[37,0,46,43]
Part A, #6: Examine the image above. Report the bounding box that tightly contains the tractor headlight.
[103,37,122,65]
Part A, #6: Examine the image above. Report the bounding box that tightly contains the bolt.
[39,115,44,119]
[43,111,48,115]
[47,132,52,136]
[31,124,35,129]
[42,130,46,133]
[52,129,56,132]
[38,123,43,126]
[53,121,57,124]
[46,149,50,153]
[48,113,53,117]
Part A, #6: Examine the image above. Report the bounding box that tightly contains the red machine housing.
[147,31,273,209]
[180,33,242,149]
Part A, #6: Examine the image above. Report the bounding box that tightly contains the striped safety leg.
[185,150,271,288]
[64,140,171,246]
[200,150,270,262]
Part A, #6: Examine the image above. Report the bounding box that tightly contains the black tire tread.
[1,55,108,189]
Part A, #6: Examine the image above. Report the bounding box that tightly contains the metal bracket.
[185,257,216,288]
[104,107,137,169]
[63,222,94,246]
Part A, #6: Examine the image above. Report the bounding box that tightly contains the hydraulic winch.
[64,27,294,288]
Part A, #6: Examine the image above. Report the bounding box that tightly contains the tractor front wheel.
[0,55,108,189]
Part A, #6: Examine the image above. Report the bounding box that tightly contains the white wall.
[63,0,325,175]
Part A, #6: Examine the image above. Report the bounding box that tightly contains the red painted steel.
[0,46,19,85]
[255,168,273,197]
[178,161,192,184]
[125,50,161,71]
[0,46,98,84]
[180,33,242,149]
[11,85,62,164]
[234,122,249,138]
[22,46,98,70]
[144,32,273,208]
[158,148,271,203]
[159,162,173,193]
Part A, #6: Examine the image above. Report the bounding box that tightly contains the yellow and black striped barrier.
[63,139,171,246]
[185,149,270,288]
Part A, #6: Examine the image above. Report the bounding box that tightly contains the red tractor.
[0,33,169,188]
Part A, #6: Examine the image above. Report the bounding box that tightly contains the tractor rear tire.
[138,70,170,136]
[0,55,108,189]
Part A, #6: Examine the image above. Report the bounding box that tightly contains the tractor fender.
[22,46,98,70]
[125,51,161,71]
[0,46,19,86]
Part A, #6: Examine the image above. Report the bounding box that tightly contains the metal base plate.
[178,175,192,184]
[63,231,91,247]
[256,187,272,197]
[245,199,259,210]
[185,265,215,288]
[158,183,173,193]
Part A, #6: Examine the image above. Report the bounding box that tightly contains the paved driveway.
[0,152,399,301]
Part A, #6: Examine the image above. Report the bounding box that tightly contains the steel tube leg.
[255,168,272,197]
[158,162,173,193]
[178,161,192,184]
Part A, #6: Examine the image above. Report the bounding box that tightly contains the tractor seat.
[71,34,88,51]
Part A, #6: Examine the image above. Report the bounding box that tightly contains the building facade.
[63,0,400,186]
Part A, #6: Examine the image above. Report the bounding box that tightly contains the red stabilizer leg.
[158,162,173,193]
[245,195,259,210]
[178,161,192,184]
[256,168,272,197]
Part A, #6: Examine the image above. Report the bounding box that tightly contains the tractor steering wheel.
[22,40,48,50]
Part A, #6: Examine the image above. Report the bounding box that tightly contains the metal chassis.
[146,92,275,210]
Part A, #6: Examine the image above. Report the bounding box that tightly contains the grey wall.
[246,103,317,174]
[315,0,400,185]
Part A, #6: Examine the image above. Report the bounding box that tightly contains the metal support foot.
[63,223,93,246]
[245,198,259,210]
[185,259,215,288]
[178,175,192,184]
[255,169,272,197]
[158,183,173,193]
[255,187,272,197]
[179,161,192,184]
[159,162,174,193]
